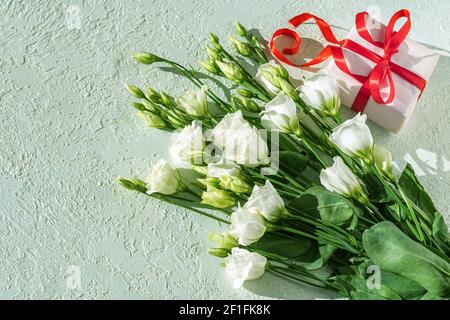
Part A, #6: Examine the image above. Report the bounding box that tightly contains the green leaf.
[251,233,312,258]
[299,242,336,271]
[289,186,360,228]
[379,271,427,300]
[399,164,438,219]
[252,232,336,271]
[432,212,450,253]
[420,291,447,300]
[335,275,402,300]
[353,259,425,299]
[363,221,450,298]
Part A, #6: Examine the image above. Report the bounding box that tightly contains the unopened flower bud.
[229,35,252,57]
[373,145,395,180]
[208,232,238,250]
[159,91,172,106]
[125,84,145,99]
[208,33,223,51]
[234,21,247,37]
[209,33,220,44]
[166,115,185,128]
[138,111,166,128]
[279,78,300,102]
[117,177,147,193]
[201,185,236,208]
[206,46,220,60]
[131,102,146,111]
[220,175,251,193]
[142,100,158,112]
[215,61,245,83]
[208,248,229,258]
[198,177,220,188]
[237,89,254,98]
[260,70,280,90]
[277,65,289,79]
[147,87,159,98]
[198,60,220,75]
[132,52,160,65]
[233,96,259,112]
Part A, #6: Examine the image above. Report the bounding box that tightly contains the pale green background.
[0,0,449,299]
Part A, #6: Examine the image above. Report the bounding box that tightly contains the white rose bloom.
[255,60,281,95]
[320,156,365,200]
[230,207,266,246]
[226,247,267,289]
[298,73,341,116]
[176,85,208,117]
[260,92,300,134]
[330,113,374,159]
[244,180,285,221]
[145,159,182,195]
[208,111,269,166]
[169,121,205,167]
[208,111,248,150]
[223,124,270,166]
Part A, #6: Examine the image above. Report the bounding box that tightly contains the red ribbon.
[270,9,426,112]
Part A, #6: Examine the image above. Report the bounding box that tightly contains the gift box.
[270,9,439,133]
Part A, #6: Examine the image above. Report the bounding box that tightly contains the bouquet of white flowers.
[119,22,450,300]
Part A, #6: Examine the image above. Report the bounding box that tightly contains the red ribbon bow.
[270,9,426,112]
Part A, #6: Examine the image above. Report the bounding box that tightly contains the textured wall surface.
[0,0,449,299]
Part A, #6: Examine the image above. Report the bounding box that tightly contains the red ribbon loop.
[269,9,426,112]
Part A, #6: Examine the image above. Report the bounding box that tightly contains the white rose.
[169,121,205,167]
[330,113,373,159]
[145,159,183,195]
[176,85,208,117]
[208,110,248,150]
[208,111,269,166]
[298,73,341,117]
[245,180,285,221]
[226,247,267,289]
[260,92,300,134]
[319,156,366,201]
[222,124,270,166]
[255,60,281,95]
[230,207,266,246]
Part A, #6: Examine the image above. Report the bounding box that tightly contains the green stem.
[268,267,329,289]
[151,193,230,224]
[292,134,328,168]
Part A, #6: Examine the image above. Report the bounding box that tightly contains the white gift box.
[325,14,439,133]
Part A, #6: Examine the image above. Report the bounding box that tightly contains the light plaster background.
[0,0,449,299]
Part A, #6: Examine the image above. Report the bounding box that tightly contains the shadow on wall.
[369,55,450,182]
